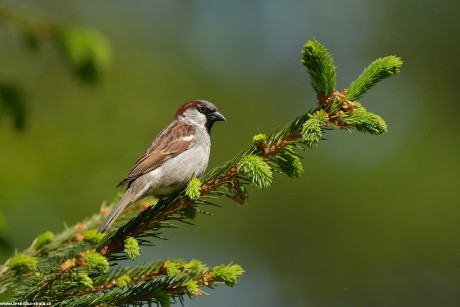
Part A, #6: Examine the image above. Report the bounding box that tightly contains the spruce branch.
[346,56,403,101]
[0,38,402,306]
[339,102,388,135]
[185,177,202,201]
[301,38,337,97]
[124,237,141,261]
[12,258,243,306]
[302,110,328,148]
[270,145,304,178]
[238,155,273,188]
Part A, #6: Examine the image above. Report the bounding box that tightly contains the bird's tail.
[97,190,134,234]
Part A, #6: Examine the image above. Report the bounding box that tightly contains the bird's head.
[175,100,226,132]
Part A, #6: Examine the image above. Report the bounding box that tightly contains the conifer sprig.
[346,56,403,101]
[301,39,337,96]
[12,258,243,306]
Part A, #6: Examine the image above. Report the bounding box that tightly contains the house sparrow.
[98,100,225,233]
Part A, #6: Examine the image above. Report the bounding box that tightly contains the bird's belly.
[140,145,210,199]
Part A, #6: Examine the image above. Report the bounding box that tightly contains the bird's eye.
[197,105,207,113]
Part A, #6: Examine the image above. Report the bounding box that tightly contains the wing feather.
[117,121,195,187]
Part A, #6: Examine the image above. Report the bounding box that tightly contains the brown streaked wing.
[117,121,195,187]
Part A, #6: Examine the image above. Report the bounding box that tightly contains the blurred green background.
[1,0,459,306]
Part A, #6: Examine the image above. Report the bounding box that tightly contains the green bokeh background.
[1,1,459,306]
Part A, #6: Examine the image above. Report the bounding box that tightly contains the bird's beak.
[210,111,226,121]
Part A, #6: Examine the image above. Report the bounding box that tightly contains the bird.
[98,100,226,233]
